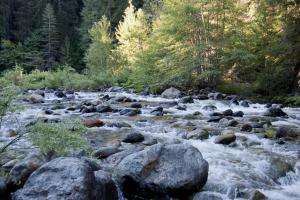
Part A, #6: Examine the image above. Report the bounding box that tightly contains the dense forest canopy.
[0,0,299,96]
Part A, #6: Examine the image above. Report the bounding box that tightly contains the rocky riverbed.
[0,87,300,200]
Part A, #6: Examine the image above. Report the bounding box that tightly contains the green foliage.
[0,84,20,128]
[272,96,300,107]
[217,80,255,96]
[29,120,90,156]
[264,128,276,139]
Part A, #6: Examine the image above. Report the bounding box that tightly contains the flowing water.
[1,90,299,199]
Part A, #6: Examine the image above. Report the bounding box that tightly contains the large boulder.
[264,108,287,117]
[82,118,105,128]
[12,157,118,200]
[114,143,209,198]
[161,87,181,99]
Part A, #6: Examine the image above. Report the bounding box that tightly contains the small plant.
[29,119,91,156]
[0,84,20,128]
[264,128,276,139]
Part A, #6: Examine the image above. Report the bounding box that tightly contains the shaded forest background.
[0,0,299,97]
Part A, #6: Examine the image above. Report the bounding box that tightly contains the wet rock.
[92,146,121,159]
[12,157,118,200]
[151,106,164,116]
[207,116,223,122]
[179,96,194,104]
[249,190,267,200]
[159,101,178,108]
[161,87,181,99]
[240,100,250,107]
[264,108,287,117]
[210,112,223,117]
[8,152,45,189]
[114,143,209,198]
[276,126,298,138]
[122,132,144,143]
[80,105,96,113]
[223,109,233,116]
[28,94,44,104]
[228,120,239,127]
[225,95,238,101]
[120,109,140,116]
[106,122,131,128]
[44,109,54,115]
[241,124,253,132]
[186,129,209,140]
[197,95,209,100]
[214,131,236,145]
[184,121,196,127]
[208,92,223,100]
[67,106,77,111]
[176,105,187,111]
[51,104,65,110]
[233,111,244,117]
[82,118,105,128]
[96,105,113,113]
[192,192,223,200]
[265,103,272,108]
[202,105,217,111]
[34,89,45,97]
[130,102,142,109]
[54,90,66,98]
[3,129,17,137]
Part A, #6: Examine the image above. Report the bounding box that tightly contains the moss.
[264,128,276,139]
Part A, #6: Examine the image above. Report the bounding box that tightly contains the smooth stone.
[241,124,253,132]
[161,87,182,99]
[122,132,144,143]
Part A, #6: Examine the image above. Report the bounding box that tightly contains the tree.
[116,2,150,64]
[41,3,59,70]
[85,16,113,81]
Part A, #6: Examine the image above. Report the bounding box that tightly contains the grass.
[29,119,91,157]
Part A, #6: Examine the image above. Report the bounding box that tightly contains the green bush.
[29,120,91,156]
[216,80,255,96]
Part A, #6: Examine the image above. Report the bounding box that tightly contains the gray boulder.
[192,192,223,200]
[92,146,121,159]
[28,94,44,104]
[12,157,117,200]
[186,129,209,140]
[114,143,208,198]
[161,87,181,99]
[122,132,144,143]
[276,126,298,138]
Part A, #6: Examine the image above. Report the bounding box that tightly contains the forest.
[0,0,299,99]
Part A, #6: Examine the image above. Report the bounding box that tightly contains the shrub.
[29,120,91,156]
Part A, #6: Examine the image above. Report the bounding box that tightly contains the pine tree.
[41,3,59,70]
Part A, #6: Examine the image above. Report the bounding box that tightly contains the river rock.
[122,132,144,143]
[44,109,54,115]
[107,86,124,92]
[114,143,209,198]
[228,120,239,127]
[151,106,164,116]
[92,146,121,159]
[240,100,250,107]
[130,102,142,108]
[96,105,113,113]
[161,87,181,99]
[249,190,267,200]
[223,109,233,116]
[8,152,45,189]
[12,157,118,200]
[233,111,244,117]
[208,92,223,100]
[28,94,44,104]
[241,124,253,132]
[82,118,105,128]
[176,105,187,110]
[3,129,17,137]
[197,95,209,100]
[120,108,140,116]
[54,90,66,98]
[186,129,209,140]
[276,126,298,138]
[264,108,287,117]
[106,122,131,128]
[179,96,194,104]
[214,131,236,145]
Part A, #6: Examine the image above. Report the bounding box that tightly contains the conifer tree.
[41,3,59,70]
